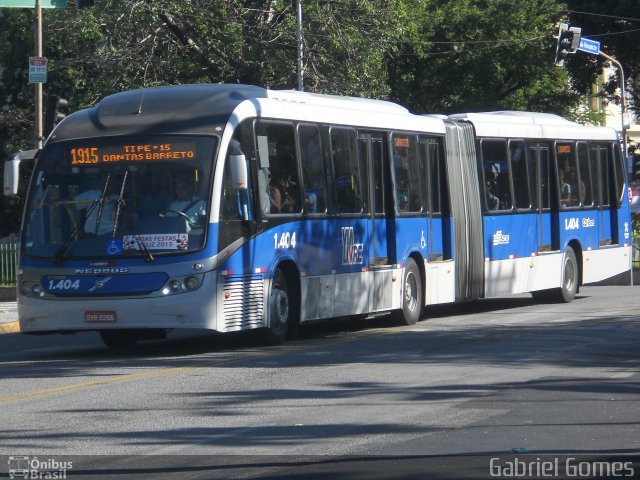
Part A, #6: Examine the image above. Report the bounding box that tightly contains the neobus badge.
[74,267,129,274]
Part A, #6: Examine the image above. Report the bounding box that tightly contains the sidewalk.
[0,307,18,333]
[0,293,19,333]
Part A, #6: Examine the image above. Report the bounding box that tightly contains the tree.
[387,0,580,115]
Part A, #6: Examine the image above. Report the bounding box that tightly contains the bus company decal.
[492,230,510,246]
[582,218,595,228]
[341,227,364,265]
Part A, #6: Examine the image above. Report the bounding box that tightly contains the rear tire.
[531,246,578,303]
[395,258,423,326]
[99,330,138,351]
[264,269,291,345]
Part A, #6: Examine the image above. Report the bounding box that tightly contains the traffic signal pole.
[34,0,43,149]
[599,50,628,164]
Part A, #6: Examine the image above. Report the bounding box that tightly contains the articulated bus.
[3,84,631,348]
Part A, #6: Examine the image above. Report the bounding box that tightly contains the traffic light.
[43,95,69,138]
[554,23,582,67]
[77,0,94,8]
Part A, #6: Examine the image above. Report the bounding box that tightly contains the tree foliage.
[1,0,638,235]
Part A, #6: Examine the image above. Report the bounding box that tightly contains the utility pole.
[34,0,43,148]
[296,0,303,91]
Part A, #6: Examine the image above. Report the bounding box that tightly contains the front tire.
[264,269,291,345]
[395,258,423,326]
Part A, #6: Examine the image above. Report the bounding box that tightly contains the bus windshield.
[23,135,217,260]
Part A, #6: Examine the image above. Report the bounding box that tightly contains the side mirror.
[229,154,248,190]
[3,156,20,196]
[4,149,39,196]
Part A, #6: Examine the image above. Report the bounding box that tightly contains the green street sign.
[0,0,67,7]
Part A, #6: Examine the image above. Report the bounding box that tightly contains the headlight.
[169,279,182,292]
[184,276,199,290]
[31,283,44,297]
[20,282,31,296]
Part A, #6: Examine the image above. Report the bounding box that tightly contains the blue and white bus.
[3,84,631,348]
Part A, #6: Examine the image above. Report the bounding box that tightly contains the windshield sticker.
[122,233,188,251]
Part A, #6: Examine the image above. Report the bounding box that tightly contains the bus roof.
[449,111,617,141]
[49,84,432,142]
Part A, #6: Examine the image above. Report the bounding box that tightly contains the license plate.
[85,311,117,323]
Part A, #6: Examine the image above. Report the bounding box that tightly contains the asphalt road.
[0,286,639,479]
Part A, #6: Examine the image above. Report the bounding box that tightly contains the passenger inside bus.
[166,174,206,225]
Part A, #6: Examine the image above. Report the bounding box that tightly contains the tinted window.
[482,140,512,211]
[556,142,580,208]
[298,124,327,214]
[509,140,530,209]
[255,121,302,215]
[392,134,422,213]
[331,128,363,214]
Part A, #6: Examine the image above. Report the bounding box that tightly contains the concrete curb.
[0,321,20,334]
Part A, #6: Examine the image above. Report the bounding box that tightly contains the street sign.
[28,56,47,84]
[578,37,601,55]
[0,0,67,7]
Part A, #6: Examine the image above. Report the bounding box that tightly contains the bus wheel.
[99,330,138,350]
[555,246,578,303]
[395,258,423,326]
[265,269,290,345]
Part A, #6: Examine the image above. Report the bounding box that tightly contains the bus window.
[555,142,580,208]
[421,136,447,215]
[298,124,327,214]
[613,143,625,206]
[481,139,512,211]
[330,128,363,214]
[255,121,302,215]
[509,140,530,210]
[392,133,422,213]
[577,142,594,207]
[592,144,611,208]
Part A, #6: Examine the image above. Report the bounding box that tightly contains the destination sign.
[68,142,197,165]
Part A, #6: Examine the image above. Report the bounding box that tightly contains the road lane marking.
[0,323,389,405]
[0,365,199,404]
[0,321,20,334]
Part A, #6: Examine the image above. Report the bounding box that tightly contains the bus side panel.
[482,212,538,297]
[582,246,631,284]
[425,260,455,304]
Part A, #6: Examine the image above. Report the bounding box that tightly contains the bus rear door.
[358,132,394,312]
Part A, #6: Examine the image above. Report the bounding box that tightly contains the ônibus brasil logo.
[8,456,73,479]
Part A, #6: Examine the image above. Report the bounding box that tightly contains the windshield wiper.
[111,171,128,238]
[94,173,113,236]
[131,233,155,262]
[111,171,155,262]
